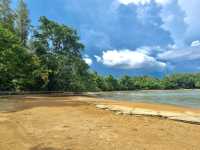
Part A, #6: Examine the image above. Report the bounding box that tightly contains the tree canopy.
[0,0,200,92]
[16,0,30,46]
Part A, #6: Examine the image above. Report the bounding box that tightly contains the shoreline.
[1,94,200,113]
[0,88,200,96]
[1,95,200,150]
[95,97,200,112]
[1,95,200,122]
[90,97,200,125]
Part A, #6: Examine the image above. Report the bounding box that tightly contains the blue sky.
[12,0,200,77]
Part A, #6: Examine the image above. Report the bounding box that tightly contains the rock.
[96,104,200,125]
[115,111,122,115]
[96,105,108,109]
[132,108,159,116]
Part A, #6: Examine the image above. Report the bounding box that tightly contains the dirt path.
[0,96,200,150]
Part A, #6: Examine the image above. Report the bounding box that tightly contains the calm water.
[0,97,23,112]
[0,90,200,112]
[95,89,200,108]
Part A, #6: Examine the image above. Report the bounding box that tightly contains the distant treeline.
[0,0,200,92]
[93,73,200,91]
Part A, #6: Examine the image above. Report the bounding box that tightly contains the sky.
[12,0,200,77]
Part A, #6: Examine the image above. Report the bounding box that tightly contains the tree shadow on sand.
[30,144,72,150]
[30,146,57,150]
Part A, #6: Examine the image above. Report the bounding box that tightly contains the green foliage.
[162,74,196,89]
[31,16,88,91]
[0,24,41,90]
[0,0,15,31]
[16,0,30,46]
[105,75,120,91]
[0,0,200,92]
[88,73,200,91]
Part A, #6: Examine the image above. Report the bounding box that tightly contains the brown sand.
[0,95,200,150]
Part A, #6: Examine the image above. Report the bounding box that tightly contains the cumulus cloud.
[158,46,200,62]
[155,0,171,5]
[159,0,200,47]
[94,55,102,62]
[191,40,200,47]
[158,40,200,63]
[118,0,151,5]
[25,0,200,75]
[116,0,200,73]
[118,0,171,5]
[83,55,93,66]
[60,0,200,74]
[157,46,200,72]
[118,0,200,47]
[178,0,200,43]
[159,0,187,47]
[61,0,173,55]
[96,49,166,70]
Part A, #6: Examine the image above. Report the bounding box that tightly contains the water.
[0,90,200,112]
[0,97,23,112]
[95,89,200,108]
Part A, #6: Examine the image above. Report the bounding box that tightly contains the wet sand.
[0,95,200,150]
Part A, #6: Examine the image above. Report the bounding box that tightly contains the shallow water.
[0,95,89,112]
[0,97,24,112]
[95,89,200,108]
[0,90,200,112]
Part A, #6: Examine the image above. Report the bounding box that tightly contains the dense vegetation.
[0,0,200,92]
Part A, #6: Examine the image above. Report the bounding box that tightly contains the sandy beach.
[0,95,200,150]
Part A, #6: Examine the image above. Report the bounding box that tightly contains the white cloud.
[118,0,151,5]
[159,0,187,47]
[83,55,93,66]
[178,0,200,41]
[155,0,171,6]
[158,46,200,62]
[167,44,177,49]
[118,0,200,48]
[160,0,200,46]
[191,40,200,47]
[94,55,102,62]
[96,49,166,70]
[118,0,170,5]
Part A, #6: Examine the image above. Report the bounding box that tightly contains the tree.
[16,0,30,46]
[105,75,119,91]
[33,16,84,56]
[1,0,200,92]
[96,75,108,91]
[32,17,88,91]
[0,23,42,91]
[120,75,135,90]
[0,0,15,31]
